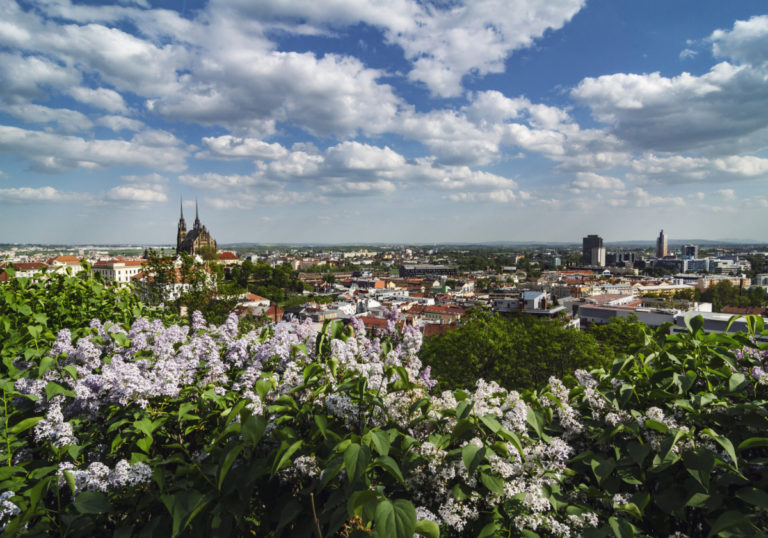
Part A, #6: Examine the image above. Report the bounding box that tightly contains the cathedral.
[176,199,217,255]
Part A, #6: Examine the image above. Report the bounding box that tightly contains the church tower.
[194,198,201,230]
[176,197,187,254]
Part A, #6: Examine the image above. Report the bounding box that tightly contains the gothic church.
[176,199,217,255]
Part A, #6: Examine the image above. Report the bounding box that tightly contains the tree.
[419,309,610,392]
[589,315,647,357]
[322,273,336,284]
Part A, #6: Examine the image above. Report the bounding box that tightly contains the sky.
[1,0,767,245]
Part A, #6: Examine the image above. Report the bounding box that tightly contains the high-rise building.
[582,234,605,266]
[656,230,668,258]
[681,244,699,258]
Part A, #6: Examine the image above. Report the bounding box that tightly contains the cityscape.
[1,0,768,535]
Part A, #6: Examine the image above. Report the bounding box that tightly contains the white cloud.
[0,52,80,103]
[197,136,289,160]
[68,86,127,113]
[1,103,92,132]
[106,185,167,202]
[570,172,624,190]
[0,186,78,202]
[448,189,517,203]
[716,188,736,200]
[572,18,768,157]
[225,0,586,98]
[679,48,698,60]
[0,125,188,172]
[97,115,144,132]
[711,15,768,67]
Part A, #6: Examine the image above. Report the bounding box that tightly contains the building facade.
[582,235,605,266]
[656,229,668,258]
[176,200,217,256]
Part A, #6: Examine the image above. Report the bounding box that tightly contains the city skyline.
[0,0,767,244]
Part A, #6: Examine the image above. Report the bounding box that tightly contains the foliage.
[2,274,768,537]
[674,281,768,312]
[588,316,646,357]
[549,315,768,536]
[419,309,610,392]
[0,265,177,375]
[229,261,306,304]
[141,251,240,326]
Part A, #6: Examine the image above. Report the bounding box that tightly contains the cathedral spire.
[194,198,201,229]
[179,196,184,221]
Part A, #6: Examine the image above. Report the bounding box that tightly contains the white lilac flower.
[0,491,21,531]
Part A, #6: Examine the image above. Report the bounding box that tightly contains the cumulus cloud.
[569,172,624,191]
[180,140,520,204]
[1,103,92,132]
[68,86,128,113]
[106,185,167,202]
[572,17,768,156]
[716,188,736,200]
[0,186,77,202]
[197,136,289,160]
[0,125,189,172]
[711,14,768,67]
[97,115,144,132]
[224,0,586,98]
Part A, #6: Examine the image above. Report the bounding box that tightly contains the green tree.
[589,315,647,357]
[419,309,610,392]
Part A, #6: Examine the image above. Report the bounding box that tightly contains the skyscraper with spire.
[176,198,217,255]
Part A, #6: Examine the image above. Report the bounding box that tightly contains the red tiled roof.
[3,262,47,271]
[51,255,81,264]
[218,251,238,260]
[245,293,269,302]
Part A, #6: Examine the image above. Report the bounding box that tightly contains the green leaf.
[365,429,391,457]
[161,490,209,538]
[375,455,405,485]
[136,435,153,453]
[736,487,768,509]
[9,416,42,435]
[737,437,768,452]
[728,373,749,393]
[38,356,56,377]
[74,491,113,514]
[344,443,371,483]
[45,381,75,400]
[477,522,502,538]
[480,472,504,494]
[218,443,244,490]
[707,510,749,537]
[462,444,485,476]
[374,498,416,538]
[348,489,380,515]
[275,498,302,533]
[273,440,303,475]
[63,470,77,496]
[479,414,502,433]
[701,428,738,468]
[241,415,266,446]
[415,519,440,538]
[590,457,616,486]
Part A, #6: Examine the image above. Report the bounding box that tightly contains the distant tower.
[176,197,217,256]
[582,234,605,267]
[176,197,187,253]
[656,230,668,258]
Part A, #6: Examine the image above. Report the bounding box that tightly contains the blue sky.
[1,0,767,244]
